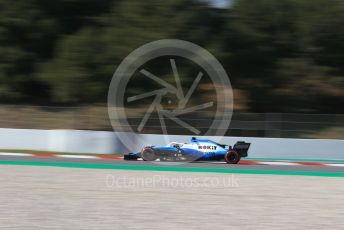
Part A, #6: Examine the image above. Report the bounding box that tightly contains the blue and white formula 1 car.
[124,137,250,164]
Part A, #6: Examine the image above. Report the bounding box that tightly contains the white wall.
[0,128,118,154]
[0,128,343,160]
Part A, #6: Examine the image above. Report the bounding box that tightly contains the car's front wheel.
[224,150,241,164]
[141,148,158,161]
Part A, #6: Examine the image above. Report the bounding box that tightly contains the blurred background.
[0,0,343,139]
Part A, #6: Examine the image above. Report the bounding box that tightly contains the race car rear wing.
[233,141,250,158]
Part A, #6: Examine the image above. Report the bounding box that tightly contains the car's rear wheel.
[224,150,241,164]
[141,148,157,161]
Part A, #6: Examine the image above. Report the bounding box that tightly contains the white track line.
[0,152,32,157]
[199,161,226,164]
[325,163,344,167]
[57,154,98,159]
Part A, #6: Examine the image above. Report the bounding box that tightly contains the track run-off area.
[1,164,344,229]
[1,152,344,229]
[0,152,344,177]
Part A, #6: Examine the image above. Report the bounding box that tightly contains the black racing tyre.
[224,150,241,164]
[141,148,157,161]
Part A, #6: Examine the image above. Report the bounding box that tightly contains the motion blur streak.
[0,166,343,229]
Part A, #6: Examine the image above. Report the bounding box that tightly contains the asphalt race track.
[0,154,343,174]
